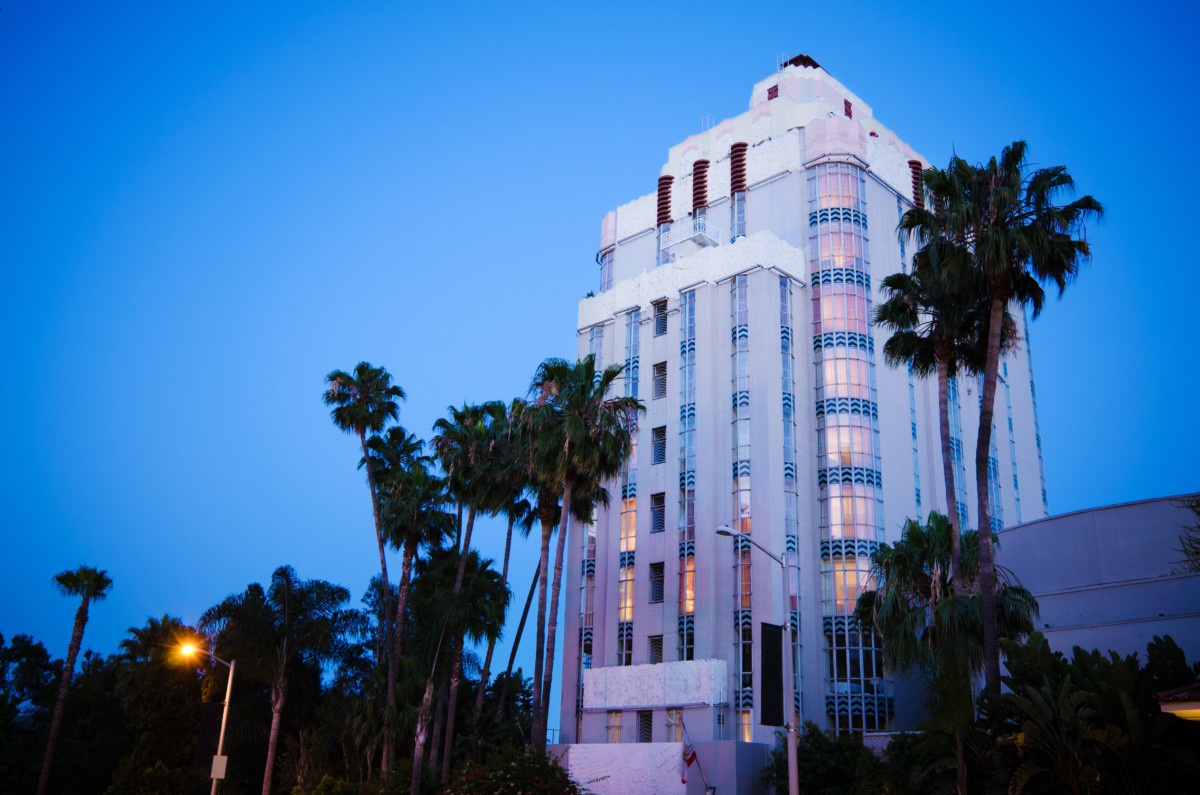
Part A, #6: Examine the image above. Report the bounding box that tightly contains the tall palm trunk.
[976,293,1006,691]
[496,567,539,733]
[955,733,967,795]
[428,679,449,776]
[417,503,476,780]
[410,677,435,795]
[36,599,88,795]
[539,477,573,746]
[394,538,417,659]
[936,357,964,596]
[262,676,288,795]
[440,640,465,782]
[411,622,448,795]
[359,433,395,773]
[472,514,515,746]
[451,506,477,595]
[530,495,557,752]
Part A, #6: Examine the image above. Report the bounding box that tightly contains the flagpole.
[680,719,710,791]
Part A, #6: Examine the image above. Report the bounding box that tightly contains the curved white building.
[555,55,1049,793]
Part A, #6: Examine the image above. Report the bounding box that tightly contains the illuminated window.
[666,708,683,742]
[739,709,753,742]
[618,565,635,622]
[737,547,752,608]
[606,711,622,743]
[620,496,636,552]
[678,556,695,615]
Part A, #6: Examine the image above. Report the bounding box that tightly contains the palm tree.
[367,427,430,704]
[200,565,353,795]
[324,361,405,770]
[874,251,1011,593]
[526,355,642,752]
[469,414,536,752]
[408,548,508,794]
[111,615,205,790]
[37,565,113,795]
[381,460,455,659]
[900,145,1101,690]
[854,513,1037,794]
[427,401,507,780]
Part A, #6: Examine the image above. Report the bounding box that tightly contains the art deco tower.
[556,54,1048,793]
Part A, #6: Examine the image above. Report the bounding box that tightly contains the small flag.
[681,729,697,784]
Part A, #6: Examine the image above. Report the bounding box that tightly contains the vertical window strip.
[947,377,969,529]
[678,290,696,661]
[600,248,614,292]
[908,363,922,520]
[579,325,605,733]
[899,199,922,520]
[625,311,641,400]
[1023,308,1049,515]
[808,161,890,734]
[731,275,754,717]
[1004,362,1022,525]
[780,276,802,719]
[978,374,1004,532]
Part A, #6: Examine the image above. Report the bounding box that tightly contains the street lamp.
[715,525,799,795]
[181,644,236,795]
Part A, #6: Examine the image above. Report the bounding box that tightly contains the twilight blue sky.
[3,1,1198,732]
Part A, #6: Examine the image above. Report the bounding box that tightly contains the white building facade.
[556,55,1049,793]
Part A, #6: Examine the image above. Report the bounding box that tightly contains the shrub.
[445,746,586,795]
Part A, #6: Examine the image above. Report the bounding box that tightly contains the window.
[653,362,667,399]
[739,709,753,742]
[651,493,666,533]
[731,190,746,240]
[620,497,636,552]
[617,623,633,666]
[649,562,665,603]
[599,248,614,292]
[679,556,695,615]
[638,711,653,743]
[667,708,683,742]
[654,300,668,336]
[618,564,634,623]
[844,98,853,118]
[649,635,664,664]
[652,426,666,465]
[607,711,622,743]
[767,84,779,100]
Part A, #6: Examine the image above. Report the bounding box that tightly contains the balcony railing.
[660,214,721,254]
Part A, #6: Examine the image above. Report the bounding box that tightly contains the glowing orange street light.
[180,644,236,795]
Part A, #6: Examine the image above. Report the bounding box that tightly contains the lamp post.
[715,525,799,795]
[181,644,235,795]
